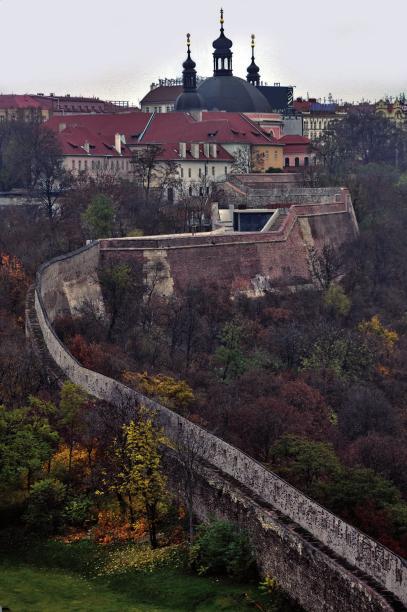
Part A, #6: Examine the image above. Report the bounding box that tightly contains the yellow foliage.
[122,371,194,414]
[358,315,398,349]
[52,444,93,472]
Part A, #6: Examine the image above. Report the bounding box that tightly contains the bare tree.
[130,145,181,205]
[173,425,203,542]
[308,243,343,289]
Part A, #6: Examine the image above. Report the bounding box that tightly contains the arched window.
[285,157,290,167]
[304,157,309,167]
[295,157,300,167]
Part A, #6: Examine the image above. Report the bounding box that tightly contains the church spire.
[182,33,198,92]
[247,34,260,86]
[175,33,204,112]
[212,8,233,76]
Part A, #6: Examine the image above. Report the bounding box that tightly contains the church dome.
[175,91,205,112]
[197,76,271,113]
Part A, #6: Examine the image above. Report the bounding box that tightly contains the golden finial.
[187,33,191,49]
[220,8,224,25]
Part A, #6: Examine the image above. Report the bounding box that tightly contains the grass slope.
[0,539,259,612]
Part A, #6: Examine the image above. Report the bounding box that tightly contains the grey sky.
[0,0,405,105]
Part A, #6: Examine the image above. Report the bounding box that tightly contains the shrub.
[190,520,255,580]
[63,496,93,528]
[23,478,66,535]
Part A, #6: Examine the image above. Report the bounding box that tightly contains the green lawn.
[0,539,262,612]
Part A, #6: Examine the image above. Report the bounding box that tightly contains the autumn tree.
[57,382,88,475]
[113,412,167,548]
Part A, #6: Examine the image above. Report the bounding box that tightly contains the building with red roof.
[278,134,315,169]
[46,111,284,193]
[0,93,137,124]
[0,95,53,122]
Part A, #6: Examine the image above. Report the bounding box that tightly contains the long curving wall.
[28,197,407,611]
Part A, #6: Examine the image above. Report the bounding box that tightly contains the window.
[180,167,184,178]
[167,187,174,202]
[304,157,309,167]
[199,168,202,178]
[295,157,300,167]
[225,166,228,175]
[72,160,76,169]
[145,107,150,113]
[166,106,171,113]
[204,165,208,175]
[285,157,290,167]
[188,168,192,178]
[212,166,215,176]
[189,186,193,196]
[84,160,88,170]
[78,160,82,170]
[92,160,95,170]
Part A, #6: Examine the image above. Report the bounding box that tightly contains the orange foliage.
[91,510,148,544]
[0,252,28,283]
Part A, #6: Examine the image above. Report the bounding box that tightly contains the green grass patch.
[0,537,269,612]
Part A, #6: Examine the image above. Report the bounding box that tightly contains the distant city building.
[376,99,407,128]
[0,95,52,122]
[140,85,183,113]
[294,98,347,140]
[0,93,137,123]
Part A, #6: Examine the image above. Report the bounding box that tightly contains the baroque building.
[175,10,272,113]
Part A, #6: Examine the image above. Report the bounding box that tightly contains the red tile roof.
[56,126,132,157]
[146,142,233,162]
[0,94,53,109]
[278,135,310,145]
[140,86,183,105]
[141,111,277,145]
[46,111,278,162]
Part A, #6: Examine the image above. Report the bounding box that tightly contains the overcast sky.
[0,0,405,105]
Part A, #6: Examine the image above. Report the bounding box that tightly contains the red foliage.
[68,334,113,375]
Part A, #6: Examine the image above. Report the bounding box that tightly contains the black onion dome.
[213,8,233,50]
[183,51,196,71]
[212,32,233,51]
[247,59,260,75]
[197,76,271,113]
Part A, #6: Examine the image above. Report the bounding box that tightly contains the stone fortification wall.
[33,238,406,610]
[100,189,358,297]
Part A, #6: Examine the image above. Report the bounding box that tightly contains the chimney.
[210,143,217,158]
[203,143,210,158]
[191,143,200,159]
[58,123,66,133]
[179,142,187,158]
[114,133,122,155]
[83,141,90,154]
[190,110,202,122]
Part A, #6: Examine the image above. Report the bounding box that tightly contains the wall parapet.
[32,234,406,609]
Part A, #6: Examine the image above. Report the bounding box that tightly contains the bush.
[190,520,255,580]
[23,478,66,535]
[63,496,94,528]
